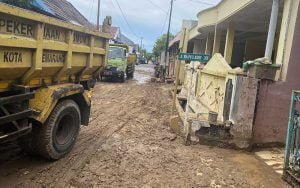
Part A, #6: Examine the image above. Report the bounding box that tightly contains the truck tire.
[120,75,125,83]
[18,120,38,155]
[35,100,81,160]
[129,72,134,79]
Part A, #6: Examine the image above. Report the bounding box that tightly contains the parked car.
[139,57,147,64]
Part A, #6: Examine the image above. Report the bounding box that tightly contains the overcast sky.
[68,0,221,51]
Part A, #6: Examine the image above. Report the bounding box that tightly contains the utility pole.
[97,0,101,30]
[165,0,174,75]
[140,37,143,56]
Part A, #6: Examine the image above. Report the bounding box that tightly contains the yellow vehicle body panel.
[0,3,111,92]
[127,54,137,65]
[30,83,92,124]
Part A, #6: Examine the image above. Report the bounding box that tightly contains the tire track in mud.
[57,82,143,186]
[30,82,137,187]
[0,65,287,188]
[0,81,139,188]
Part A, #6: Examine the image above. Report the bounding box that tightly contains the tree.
[144,52,153,62]
[0,0,33,8]
[152,33,174,58]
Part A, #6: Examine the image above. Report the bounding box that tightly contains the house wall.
[253,4,300,144]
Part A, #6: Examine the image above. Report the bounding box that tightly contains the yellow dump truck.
[0,3,110,159]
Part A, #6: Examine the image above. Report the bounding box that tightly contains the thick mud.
[0,64,286,187]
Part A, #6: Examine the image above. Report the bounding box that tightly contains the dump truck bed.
[0,3,110,92]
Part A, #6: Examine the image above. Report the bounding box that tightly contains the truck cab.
[101,44,135,82]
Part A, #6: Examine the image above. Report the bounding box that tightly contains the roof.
[0,0,92,27]
[195,0,281,41]
[100,26,135,46]
[99,26,120,39]
[120,33,134,45]
[42,0,92,27]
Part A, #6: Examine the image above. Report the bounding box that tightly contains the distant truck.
[100,44,136,82]
[0,3,110,160]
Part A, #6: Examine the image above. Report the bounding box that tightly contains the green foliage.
[152,33,174,58]
[144,52,153,61]
[0,0,34,8]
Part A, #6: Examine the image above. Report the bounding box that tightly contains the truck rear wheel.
[120,75,125,82]
[35,100,81,160]
[127,72,134,79]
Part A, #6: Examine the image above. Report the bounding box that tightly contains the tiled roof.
[43,0,92,27]
[99,26,120,38]
[98,26,135,46]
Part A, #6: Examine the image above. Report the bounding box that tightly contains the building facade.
[173,0,300,147]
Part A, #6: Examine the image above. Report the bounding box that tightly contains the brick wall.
[253,4,300,145]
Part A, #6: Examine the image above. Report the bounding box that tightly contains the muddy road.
[0,64,286,187]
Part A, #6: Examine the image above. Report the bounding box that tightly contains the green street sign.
[178,53,210,62]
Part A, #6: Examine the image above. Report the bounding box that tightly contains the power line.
[110,0,126,28]
[110,0,139,44]
[145,0,168,14]
[160,7,171,35]
[88,0,96,21]
[114,0,139,38]
[181,0,214,5]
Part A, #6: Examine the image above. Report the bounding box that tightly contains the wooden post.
[172,58,181,115]
[172,28,189,115]
[213,26,222,55]
[224,23,235,64]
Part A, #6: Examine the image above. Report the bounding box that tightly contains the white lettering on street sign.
[178,53,210,62]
